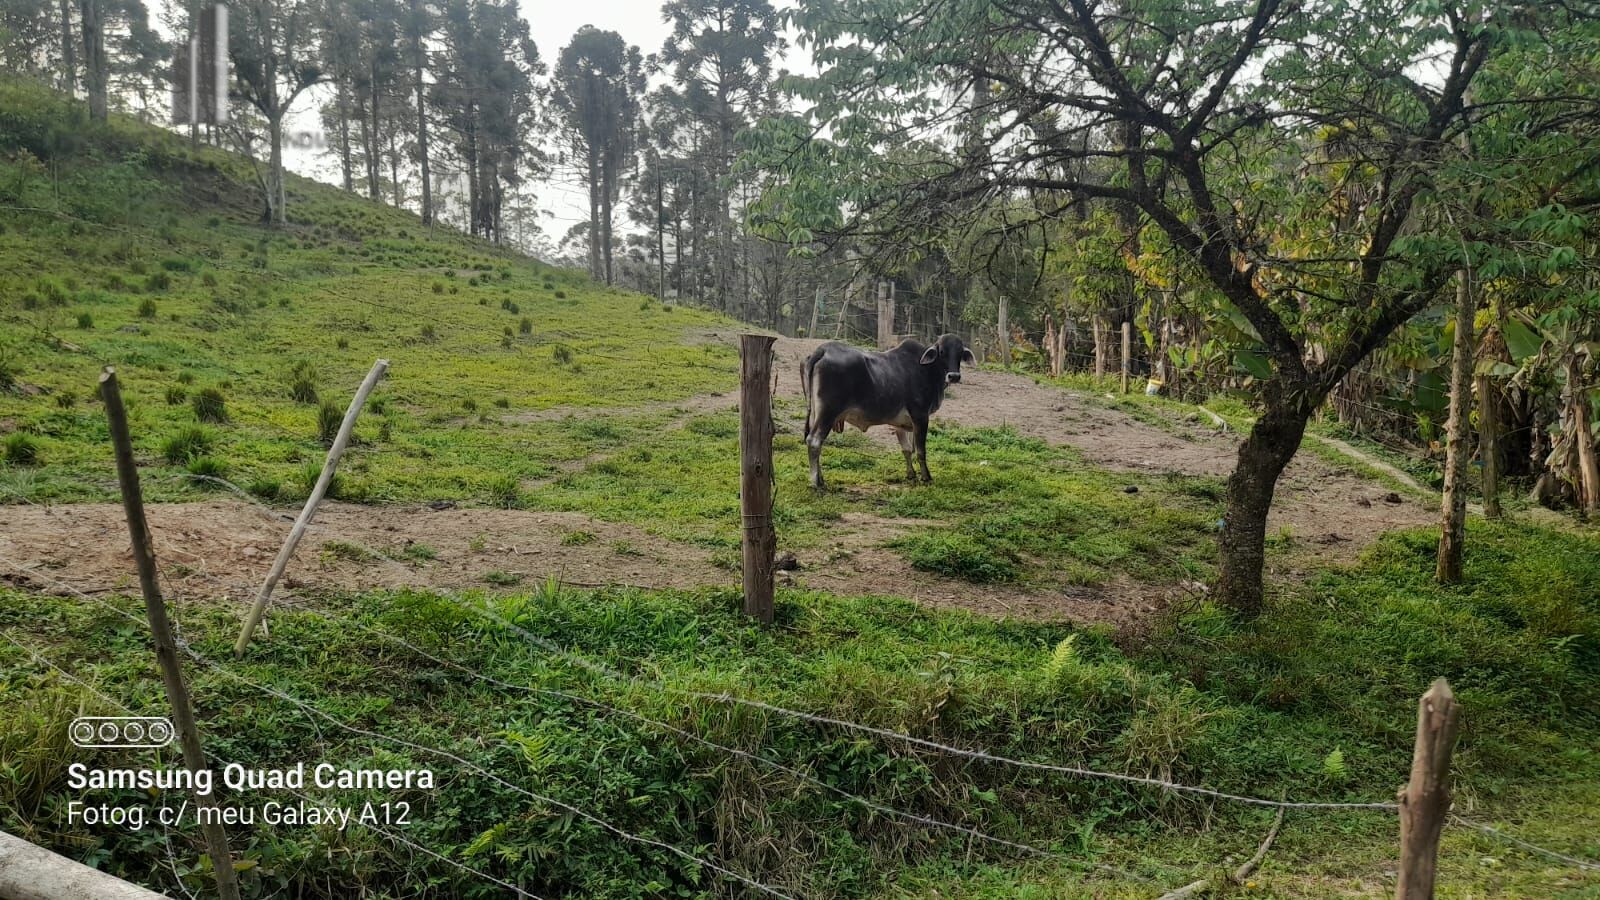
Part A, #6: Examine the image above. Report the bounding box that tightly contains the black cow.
[800,334,975,490]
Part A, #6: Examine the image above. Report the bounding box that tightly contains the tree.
[660,0,784,313]
[750,0,1600,615]
[552,26,643,283]
[229,0,324,225]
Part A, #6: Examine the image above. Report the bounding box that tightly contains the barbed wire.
[263,593,1159,884]
[0,625,550,900]
[0,557,797,900]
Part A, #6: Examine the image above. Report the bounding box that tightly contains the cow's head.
[920,334,976,384]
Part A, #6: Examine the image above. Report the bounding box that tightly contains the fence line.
[0,625,551,900]
[0,558,797,900]
[7,488,1599,880]
[264,593,1156,884]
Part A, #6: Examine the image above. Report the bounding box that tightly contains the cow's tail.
[801,351,817,437]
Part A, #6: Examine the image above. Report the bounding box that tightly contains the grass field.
[3,77,1599,898]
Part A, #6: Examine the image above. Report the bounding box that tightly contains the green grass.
[1,520,1596,898]
[0,79,734,507]
[528,417,1219,586]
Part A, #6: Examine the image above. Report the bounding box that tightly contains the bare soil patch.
[697,329,1435,564]
[0,330,1431,627]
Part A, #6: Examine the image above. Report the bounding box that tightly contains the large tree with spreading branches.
[747,0,1600,615]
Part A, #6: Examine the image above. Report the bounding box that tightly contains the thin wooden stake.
[739,334,777,625]
[235,359,388,657]
[1396,678,1462,900]
[99,367,242,900]
[1120,320,1132,394]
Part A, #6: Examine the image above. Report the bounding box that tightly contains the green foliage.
[3,433,40,466]
[316,399,343,445]
[161,426,215,464]
[191,387,227,423]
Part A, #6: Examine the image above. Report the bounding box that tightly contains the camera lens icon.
[70,717,176,749]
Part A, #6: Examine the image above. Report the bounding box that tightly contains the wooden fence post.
[99,368,242,900]
[739,334,777,625]
[235,359,388,657]
[1396,678,1461,900]
[1121,320,1132,394]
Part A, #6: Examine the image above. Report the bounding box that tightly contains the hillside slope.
[2,80,1599,900]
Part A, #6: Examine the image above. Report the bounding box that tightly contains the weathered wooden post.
[1120,320,1132,394]
[739,334,777,625]
[1396,678,1462,900]
[235,358,388,656]
[99,368,242,900]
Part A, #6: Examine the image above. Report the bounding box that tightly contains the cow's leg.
[913,416,933,483]
[807,408,840,491]
[893,427,918,481]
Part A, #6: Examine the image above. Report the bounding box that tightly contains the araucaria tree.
[750,0,1600,615]
[552,26,643,284]
[660,0,784,313]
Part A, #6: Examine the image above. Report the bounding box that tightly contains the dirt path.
[1,330,1439,626]
[701,330,1434,570]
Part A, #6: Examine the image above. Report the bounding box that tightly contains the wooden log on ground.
[0,829,170,900]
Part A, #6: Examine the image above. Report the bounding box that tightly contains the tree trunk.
[79,0,106,121]
[876,280,894,349]
[1093,314,1109,378]
[1476,373,1501,519]
[367,62,381,201]
[656,167,666,299]
[1215,389,1314,616]
[586,141,601,281]
[1569,356,1600,516]
[412,16,432,226]
[336,83,354,191]
[58,0,77,94]
[1436,269,1476,583]
[997,293,1011,364]
[267,113,286,226]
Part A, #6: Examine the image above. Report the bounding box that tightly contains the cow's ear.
[919,346,939,365]
[960,348,976,365]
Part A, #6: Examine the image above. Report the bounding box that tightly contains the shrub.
[144,271,171,292]
[176,371,194,384]
[247,477,281,501]
[161,425,215,463]
[486,474,521,509]
[461,398,477,412]
[519,317,532,335]
[336,337,349,350]
[186,456,229,483]
[201,271,217,287]
[316,399,343,445]
[76,312,92,329]
[543,282,554,290]
[165,386,187,405]
[192,387,227,423]
[507,302,519,314]
[137,298,157,319]
[553,290,566,299]
[494,397,510,408]
[894,531,1020,583]
[3,433,40,466]
[287,361,319,404]
[160,257,192,272]
[420,324,436,341]
[552,344,573,365]
[54,391,75,408]
[432,281,444,294]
